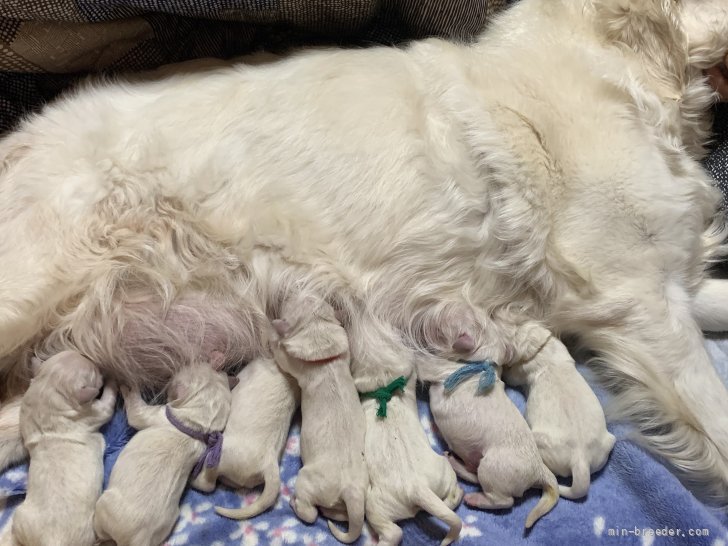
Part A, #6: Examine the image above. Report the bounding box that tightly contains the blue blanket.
[3,341,728,546]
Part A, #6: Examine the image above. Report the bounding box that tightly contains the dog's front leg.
[121,387,166,430]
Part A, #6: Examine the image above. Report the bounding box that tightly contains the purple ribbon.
[165,406,224,479]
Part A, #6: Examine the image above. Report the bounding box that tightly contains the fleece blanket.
[2,342,728,546]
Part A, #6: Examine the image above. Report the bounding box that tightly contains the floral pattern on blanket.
[4,341,728,545]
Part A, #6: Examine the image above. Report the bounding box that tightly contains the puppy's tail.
[215,464,281,520]
[525,466,559,529]
[558,458,590,500]
[326,489,365,544]
[415,486,462,546]
[0,396,26,473]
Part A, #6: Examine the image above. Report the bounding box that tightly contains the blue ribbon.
[443,360,497,395]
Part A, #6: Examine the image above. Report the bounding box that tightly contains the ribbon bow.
[443,360,497,395]
[359,375,408,418]
[166,406,224,479]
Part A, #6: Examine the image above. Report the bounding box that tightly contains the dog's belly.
[0,42,506,350]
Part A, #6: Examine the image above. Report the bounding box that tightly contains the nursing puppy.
[12,351,116,546]
[504,336,616,499]
[193,356,300,519]
[2,0,728,507]
[361,371,463,546]
[94,363,232,546]
[429,367,558,528]
[411,300,551,372]
[270,293,367,543]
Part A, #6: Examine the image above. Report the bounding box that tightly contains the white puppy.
[94,363,232,546]
[429,365,558,529]
[504,336,616,499]
[361,372,463,546]
[11,351,116,546]
[270,294,368,544]
[191,356,300,520]
[2,0,728,508]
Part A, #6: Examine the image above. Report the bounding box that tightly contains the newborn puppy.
[362,374,463,546]
[430,366,559,528]
[503,336,616,499]
[12,351,116,546]
[271,294,368,544]
[192,356,300,520]
[412,300,551,375]
[94,363,232,546]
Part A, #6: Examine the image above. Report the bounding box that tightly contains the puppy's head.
[166,362,233,429]
[30,351,103,411]
[271,295,349,366]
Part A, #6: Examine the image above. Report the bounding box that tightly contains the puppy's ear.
[228,376,240,390]
[272,319,291,337]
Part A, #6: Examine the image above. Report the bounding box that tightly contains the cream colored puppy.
[12,351,116,546]
[504,336,616,499]
[271,295,367,544]
[362,374,463,546]
[344,306,463,546]
[191,356,300,520]
[414,303,557,526]
[430,367,558,529]
[94,363,232,546]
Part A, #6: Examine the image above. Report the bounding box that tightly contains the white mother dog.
[0,0,727,505]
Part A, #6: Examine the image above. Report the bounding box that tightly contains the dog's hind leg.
[579,281,728,504]
[365,506,403,546]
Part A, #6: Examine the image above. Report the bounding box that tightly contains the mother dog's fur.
[1,0,728,504]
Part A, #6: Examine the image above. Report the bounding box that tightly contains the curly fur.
[0,0,727,506]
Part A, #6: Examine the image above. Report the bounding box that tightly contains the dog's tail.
[414,486,462,546]
[0,396,25,473]
[326,489,365,544]
[215,463,281,520]
[557,458,590,500]
[525,465,559,528]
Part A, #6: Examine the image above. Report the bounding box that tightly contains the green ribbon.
[359,376,408,418]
